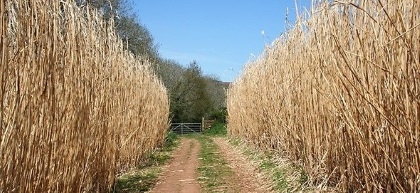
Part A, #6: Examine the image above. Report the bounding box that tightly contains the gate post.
[181,123,183,135]
[201,117,204,132]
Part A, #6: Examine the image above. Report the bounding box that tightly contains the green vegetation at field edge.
[184,124,231,192]
[194,134,233,192]
[202,122,227,136]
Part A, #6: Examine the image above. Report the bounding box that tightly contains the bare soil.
[213,137,270,193]
[151,136,268,193]
[150,138,201,193]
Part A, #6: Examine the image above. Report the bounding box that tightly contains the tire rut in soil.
[213,137,270,193]
[150,138,201,193]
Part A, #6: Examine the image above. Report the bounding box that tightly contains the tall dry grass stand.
[227,0,419,191]
[0,0,169,192]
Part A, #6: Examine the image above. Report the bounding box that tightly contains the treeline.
[157,60,227,122]
[85,0,227,123]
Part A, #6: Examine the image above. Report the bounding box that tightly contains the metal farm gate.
[170,123,202,134]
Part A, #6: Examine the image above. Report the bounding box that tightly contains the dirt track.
[150,137,266,193]
[150,138,201,193]
[213,137,267,193]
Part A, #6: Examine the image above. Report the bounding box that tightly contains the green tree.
[204,76,227,110]
[153,59,185,91]
[170,62,212,122]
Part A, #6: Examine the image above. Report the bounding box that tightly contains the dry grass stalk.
[0,0,169,192]
[227,0,419,191]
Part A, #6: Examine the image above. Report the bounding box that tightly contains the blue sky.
[132,1,312,82]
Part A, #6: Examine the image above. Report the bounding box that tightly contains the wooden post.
[201,117,204,132]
